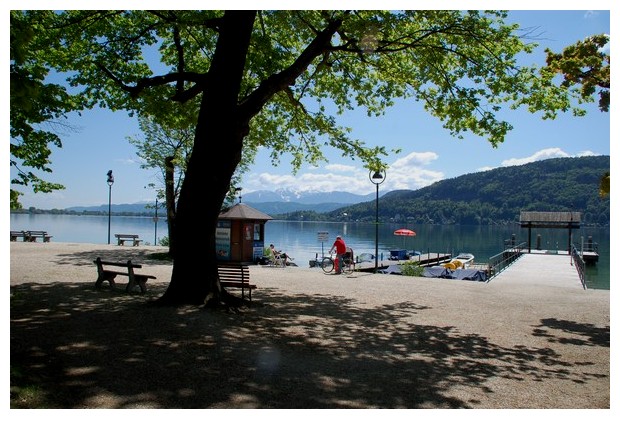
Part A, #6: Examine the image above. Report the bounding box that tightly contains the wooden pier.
[582,251,599,265]
[490,253,583,289]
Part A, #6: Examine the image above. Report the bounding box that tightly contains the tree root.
[203,288,250,313]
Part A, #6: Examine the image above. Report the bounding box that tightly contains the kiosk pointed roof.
[218,203,273,220]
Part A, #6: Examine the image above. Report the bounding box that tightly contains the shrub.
[400,260,424,277]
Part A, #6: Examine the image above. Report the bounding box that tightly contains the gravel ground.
[9,242,611,416]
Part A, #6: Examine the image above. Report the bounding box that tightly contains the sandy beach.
[9,241,610,414]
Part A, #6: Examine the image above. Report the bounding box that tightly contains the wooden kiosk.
[216,203,273,263]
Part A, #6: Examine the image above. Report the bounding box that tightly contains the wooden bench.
[11,230,53,242]
[25,230,53,242]
[114,233,142,246]
[93,257,156,293]
[10,230,27,241]
[217,262,257,302]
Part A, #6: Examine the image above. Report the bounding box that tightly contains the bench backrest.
[217,264,250,284]
[115,234,139,238]
[94,257,143,269]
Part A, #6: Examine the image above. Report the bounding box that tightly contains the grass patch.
[10,366,50,409]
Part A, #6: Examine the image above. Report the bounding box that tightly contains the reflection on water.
[10,214,610,290]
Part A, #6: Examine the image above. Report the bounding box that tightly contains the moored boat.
[446,253,475,269]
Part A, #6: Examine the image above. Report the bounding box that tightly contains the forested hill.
[284,156,610,226]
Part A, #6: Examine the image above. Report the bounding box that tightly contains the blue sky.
[7,5,613,210]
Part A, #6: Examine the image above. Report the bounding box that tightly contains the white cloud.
[576,150,600,157]
[119,158,140,165]
[324,163,358,172]
[386,168,444,191]
[584,11,599,19]
[253,173,299,188]
[501,148,569,167]
[364,151,443,190]
[391,151,439,168]
[243,150,446,194]
[248,171,363,194]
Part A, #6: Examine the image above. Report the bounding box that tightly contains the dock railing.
[570,244,588,290]
[486,242,527,282]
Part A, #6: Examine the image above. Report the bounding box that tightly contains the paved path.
[489,253,584,289]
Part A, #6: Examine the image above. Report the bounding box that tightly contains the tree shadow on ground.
[533,318,610,347]
[10,277,610,409]
[53,248,174,269]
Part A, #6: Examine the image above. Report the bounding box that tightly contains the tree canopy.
[543,34,610,113]
[10,11,79,209]
[13,11,582,176]
[11,10,598,306]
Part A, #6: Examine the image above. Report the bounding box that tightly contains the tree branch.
[238,17,344,119]
[173,26,185,94]
[97,62,205,100]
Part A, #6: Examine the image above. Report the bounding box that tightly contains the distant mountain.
[240,189,378,214]
[48,156,611,226]
[65,202,156,214]
[240,201,349,215]
[61,190,377,215]
[242,189,377,205]
[304,155,610,226]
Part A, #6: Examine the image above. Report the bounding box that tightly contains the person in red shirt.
[329,235,347,274]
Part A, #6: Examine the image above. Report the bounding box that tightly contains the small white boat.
[449,253,475,269]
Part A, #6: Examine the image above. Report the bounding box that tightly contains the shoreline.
[9,242,611,410]
[8,212,611,287]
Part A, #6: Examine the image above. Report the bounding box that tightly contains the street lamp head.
[234,187,243,204]
[369,170,386,185]
[106,170,114,186]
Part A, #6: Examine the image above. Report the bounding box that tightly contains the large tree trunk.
[164,155,177,257]
[156,11,256,306]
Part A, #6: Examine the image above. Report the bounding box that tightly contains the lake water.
[10,213,610,290]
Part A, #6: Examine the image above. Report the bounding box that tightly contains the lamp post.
[154,198,159,245]
[234,187,243,204]
[106,170,114,244]
[369,170,386,272]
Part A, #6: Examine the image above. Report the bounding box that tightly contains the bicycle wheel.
[342,259,354,275]
[321,257,334,273]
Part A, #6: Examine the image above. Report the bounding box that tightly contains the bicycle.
[321,249,355,274]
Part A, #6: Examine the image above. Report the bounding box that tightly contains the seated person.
[268,243,294,265]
